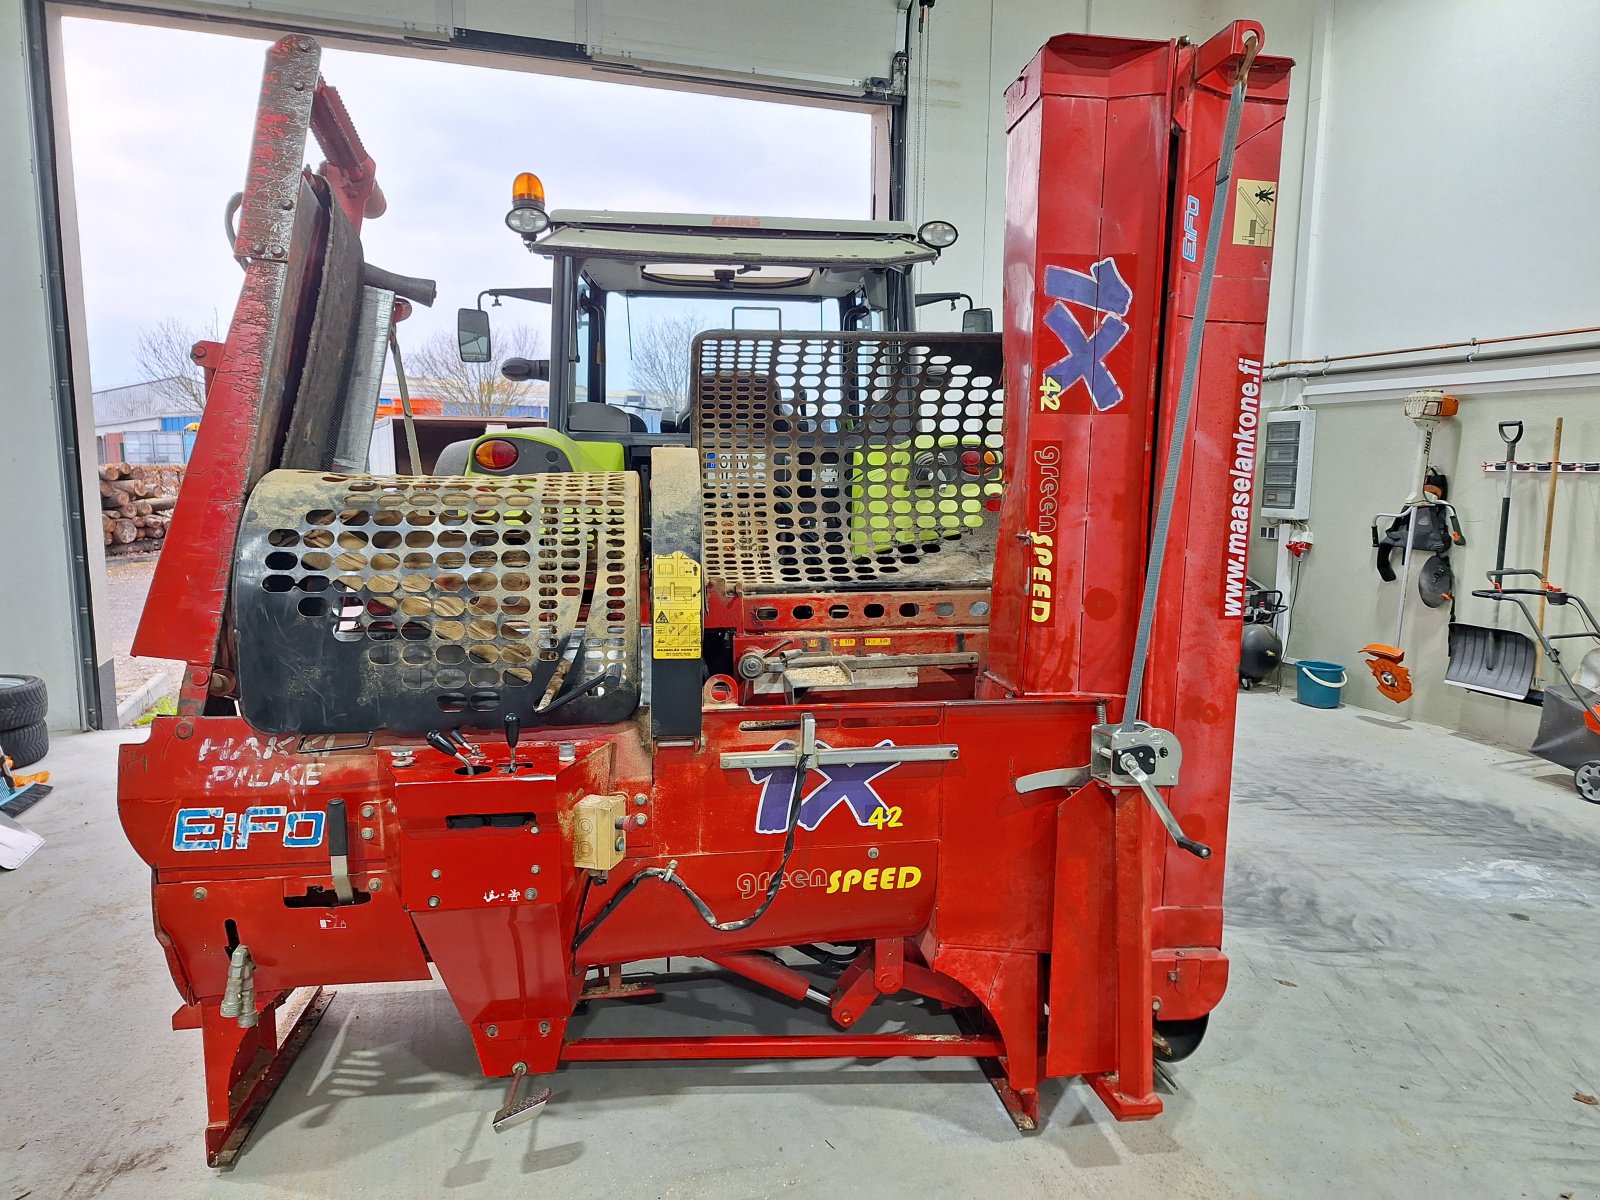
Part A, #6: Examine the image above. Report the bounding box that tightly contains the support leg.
[934,946,1044,1131]
[1087,790,1162,1119]
[200,986,334,1167]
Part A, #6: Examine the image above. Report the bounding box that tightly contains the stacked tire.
[0,675,49,770]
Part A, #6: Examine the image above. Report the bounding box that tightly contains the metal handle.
[1119,754,1211,859]
[325,797,354,903]
[425,730,466,764]
[504,714,521,774]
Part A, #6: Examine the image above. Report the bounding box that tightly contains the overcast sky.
[59,16,874,389]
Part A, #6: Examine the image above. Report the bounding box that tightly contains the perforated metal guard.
[234,469,639,735]
[694,331,1004,594]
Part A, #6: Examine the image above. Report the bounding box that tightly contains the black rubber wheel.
[0,675,47,730]
[1154,1013,1209,1062]
[1574,761,1600,805]
[0,720,48,770]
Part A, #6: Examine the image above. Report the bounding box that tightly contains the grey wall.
[1263,0,1600,742]
[0,0,108,730]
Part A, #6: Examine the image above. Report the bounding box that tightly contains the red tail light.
[473,439,518,471]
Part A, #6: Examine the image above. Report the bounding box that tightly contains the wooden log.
[99,464,123,481]
[132,500,154,517]
[107,538,161,556]
[110,484,134,502]
[111,519,138,544]
[147,496,176,513]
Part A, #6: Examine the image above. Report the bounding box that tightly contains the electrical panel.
[1260,409,1315,521]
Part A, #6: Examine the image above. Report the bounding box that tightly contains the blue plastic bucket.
[1295,660,1347,709]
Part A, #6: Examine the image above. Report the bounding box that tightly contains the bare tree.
[134,316,217,412]
[407,325,550,418]
[628,312,702,415]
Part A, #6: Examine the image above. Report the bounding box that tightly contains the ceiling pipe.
[1264,334,1600,382]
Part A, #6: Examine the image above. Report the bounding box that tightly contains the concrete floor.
[3,693,1599,1199]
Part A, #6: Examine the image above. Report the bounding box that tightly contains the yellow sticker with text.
[651,551,703,660]
[1233,178,1277,247]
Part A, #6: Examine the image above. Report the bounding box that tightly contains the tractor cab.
[443,182,974,481]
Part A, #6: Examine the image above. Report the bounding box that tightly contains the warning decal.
[1233,178,1277,247]
[651,551,703,660]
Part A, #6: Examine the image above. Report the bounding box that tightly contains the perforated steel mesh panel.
[694,332,1004,594]
[234,469,639,735]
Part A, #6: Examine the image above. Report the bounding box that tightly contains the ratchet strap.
[1120,36,1258,728]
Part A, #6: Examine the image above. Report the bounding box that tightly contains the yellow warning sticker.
[651,551,703,660]
[1233,178,1277,247]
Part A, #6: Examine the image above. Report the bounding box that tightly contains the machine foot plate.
[208,987,335,1168]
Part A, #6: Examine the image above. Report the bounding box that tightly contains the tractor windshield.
[598,293,849,426]
[567,261,899,429]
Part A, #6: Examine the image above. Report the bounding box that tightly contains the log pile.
[99,463,184,558]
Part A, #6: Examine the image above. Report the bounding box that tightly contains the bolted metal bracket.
[1091,722,1181,788]
[721,712,959,771]
[1091,722,1210,859]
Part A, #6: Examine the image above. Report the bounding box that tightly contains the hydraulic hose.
[571,756,812,952]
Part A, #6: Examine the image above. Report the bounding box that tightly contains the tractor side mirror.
[962,307,994,334]
[501,357,550,383]
[457,307,492,363]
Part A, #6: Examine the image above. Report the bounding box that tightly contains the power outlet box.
[573,793,627,871]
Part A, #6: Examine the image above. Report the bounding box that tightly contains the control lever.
[503,714,521,774]
[426,729,489,775]
[446,729,478,759]
[1110,749,1212,860]
[326,797,355,903]
[492,1062,552,1133]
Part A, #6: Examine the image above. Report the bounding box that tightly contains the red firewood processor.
[118,22,1291,1165]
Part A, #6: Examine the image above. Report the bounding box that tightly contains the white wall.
[0,0,110,730]
[908,0,1318,349]
[1265,0,1600,743]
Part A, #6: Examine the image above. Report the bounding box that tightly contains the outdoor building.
[91,378,199,464]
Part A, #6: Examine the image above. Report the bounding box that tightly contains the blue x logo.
[749,740,900,833]
[1040,257,1133,412]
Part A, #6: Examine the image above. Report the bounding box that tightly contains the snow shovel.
[1445,421,1537,699]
